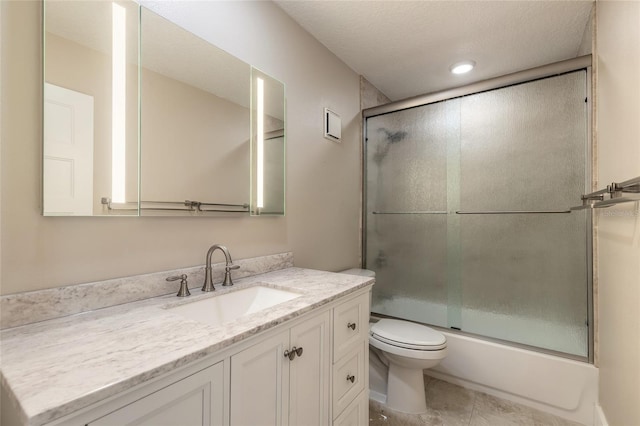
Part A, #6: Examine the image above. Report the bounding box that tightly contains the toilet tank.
[339,269,376,277]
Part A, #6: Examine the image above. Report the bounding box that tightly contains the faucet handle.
[222,264,239,287]
[167,274,190,297]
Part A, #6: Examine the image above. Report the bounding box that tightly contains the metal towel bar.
[456,210,571,215]
[372,210,572,215]
[571,175,640,210]
[372,211,447,215]
[101,198,249,213]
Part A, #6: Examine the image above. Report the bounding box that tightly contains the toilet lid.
[370,319,446,350]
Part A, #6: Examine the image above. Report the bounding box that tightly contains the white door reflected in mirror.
[43,83,94,216]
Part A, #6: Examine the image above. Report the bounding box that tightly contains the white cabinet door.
[230,330,290,426]
[289,311,331,426]
[88,362,224,426]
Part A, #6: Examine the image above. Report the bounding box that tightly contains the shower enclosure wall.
[363,58,592,361]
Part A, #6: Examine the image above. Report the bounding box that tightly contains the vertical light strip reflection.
[257,77,265,209]
[111,3,126,203]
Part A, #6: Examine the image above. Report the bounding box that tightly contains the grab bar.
[372,211,447,215]
[456,210,571,215]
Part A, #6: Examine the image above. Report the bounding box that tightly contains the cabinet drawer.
[332,341,365,419]
[333,293,368,361]
[333,390,368,426]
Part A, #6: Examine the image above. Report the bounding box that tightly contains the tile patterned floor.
[369,376,584,426]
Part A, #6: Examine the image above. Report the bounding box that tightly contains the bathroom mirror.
[251,68,285,216]
[43,0,140,216]
[43,1,286,216]
[139,7,252,216]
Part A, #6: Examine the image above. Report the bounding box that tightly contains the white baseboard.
[594,405,608,426]
[369,390,386,405]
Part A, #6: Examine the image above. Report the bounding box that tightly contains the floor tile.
[423,373,433,388]
[531,408,584,426]
[369,399,428,426]
[425,378,477,425]
[369,377,585,426]
[469,393,535,426]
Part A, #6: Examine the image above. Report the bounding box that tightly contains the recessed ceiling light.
[450,61,476,75]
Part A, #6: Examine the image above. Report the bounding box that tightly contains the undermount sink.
[167,285,302,327]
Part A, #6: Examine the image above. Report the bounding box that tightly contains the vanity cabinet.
[230,311,330,425]
[89,363,224,426]
[333,392,368,426]
[331,293,370,421]
[42,288,370,426]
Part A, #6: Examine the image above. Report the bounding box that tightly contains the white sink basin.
[167,285,301,327]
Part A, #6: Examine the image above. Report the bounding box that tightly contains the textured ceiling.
[275,0,594,101]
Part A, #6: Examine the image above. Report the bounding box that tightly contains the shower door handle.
[372,211,447,215]
[455,210,571,214]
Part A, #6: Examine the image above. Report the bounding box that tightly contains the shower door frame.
[361,55,594,363]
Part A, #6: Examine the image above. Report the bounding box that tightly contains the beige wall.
[141,68,250,205]
[595,0,640,424]
[0,1,361,295]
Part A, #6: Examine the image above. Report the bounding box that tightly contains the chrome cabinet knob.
[284,348,296,361]
[284,346,304,360]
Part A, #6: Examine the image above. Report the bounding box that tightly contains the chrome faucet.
[202,244,240,292]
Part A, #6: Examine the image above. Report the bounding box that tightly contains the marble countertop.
[0,267,373,426]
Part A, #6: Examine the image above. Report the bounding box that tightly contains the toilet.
[340,269,448,414]
[369,318,447,413]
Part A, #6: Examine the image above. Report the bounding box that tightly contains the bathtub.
[369,329,598,425]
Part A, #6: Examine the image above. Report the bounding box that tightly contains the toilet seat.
[370,319,447,351]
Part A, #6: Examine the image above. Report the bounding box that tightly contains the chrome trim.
[363,55,592,118]
[455,210,571,215]
[361,114,368,268]
[372,211,447,215]
[585,65,594,365]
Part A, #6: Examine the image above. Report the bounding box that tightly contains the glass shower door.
[366,100,460,327]
[365,70,590,358]
[366,100,459,328]
[458,71,589,356]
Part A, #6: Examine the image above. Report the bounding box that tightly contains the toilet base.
[385,363,427,414]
